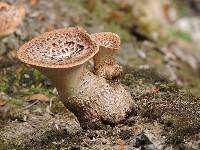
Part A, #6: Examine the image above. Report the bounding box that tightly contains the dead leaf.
[29,0,38,6]
[147,87,160,94]
[28,94,49,102]
[109,11,123,23]
[117,146,126,150]
[119,0,129,7]
[84,0,96,11]
[116,139,126,146]
[15,67,23,75]
[35,14,46,21]
[163,3,171,21]
[0,2,10,10]
[0,99,6,106]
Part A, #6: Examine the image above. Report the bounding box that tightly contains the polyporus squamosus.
[17,28,135,129]
[0,2,25,37]
[91,32,123,80]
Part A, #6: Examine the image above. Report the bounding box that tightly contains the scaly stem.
[93,46,122,79]
[34,63,134,129]
[34,64,86,98]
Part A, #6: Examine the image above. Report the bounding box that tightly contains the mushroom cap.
[0,2,10,9]
[0,3,25,37]
[91,32,120,50]
[17,28,99,68]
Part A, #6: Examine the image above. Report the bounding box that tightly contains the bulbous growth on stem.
[17,28,135,129]
[91,32,123,80]
[0,2,25,37]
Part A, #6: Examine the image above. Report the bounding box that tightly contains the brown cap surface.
[91,32,120,50]
[17,28,99,68]
[0,3,25,37]
[0,2,10,9]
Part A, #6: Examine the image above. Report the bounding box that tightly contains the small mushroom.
[91,32,123,80]
[17,28,135,129]
[0,2,25,37]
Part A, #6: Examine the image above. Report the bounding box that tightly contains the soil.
[1,0,200,149]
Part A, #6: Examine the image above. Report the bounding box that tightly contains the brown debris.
[15,67,23,75]
[28,94,49,102]
[35,13,46,21]
[116,139,126,150]
[0,99,6,106]
[29,0,38,6]
[116,139,126,146]
[0,2,10,10]
[109,11,123,23]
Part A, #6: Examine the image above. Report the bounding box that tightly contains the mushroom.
[0,2,25,37]
[91,32,123,80]
[17,28,135,129]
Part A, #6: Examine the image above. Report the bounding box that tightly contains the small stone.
[145,144,156,150]
[24,74,30,78]
[127,132,153,148]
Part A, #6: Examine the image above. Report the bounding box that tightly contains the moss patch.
[122,67,200,145]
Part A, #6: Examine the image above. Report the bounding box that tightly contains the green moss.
[19,68,48,87]
[122,67,200,145]
[106,0,122,10]
[66,0,132,43]
[0,62,53,99]
[19,129,84,150]
[0,140,7,150]
[50,100,68,114]
[170,30,192,41]
[173,0,191,17]
[104,22,132,42]
[122,73,135,86]
[8,98,24,106]
[32,70,44,81]
[176,63,200,96]
[0,83,10,93]
[92,0,107,19]
[123,67,171,85]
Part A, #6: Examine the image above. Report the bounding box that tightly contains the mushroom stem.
[35,64,85,98]
[94,46,115,65]
[93,46,123,80]
[91,32,123,80]
[35,63,135,129]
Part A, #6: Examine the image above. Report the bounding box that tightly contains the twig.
[20,100,39,111]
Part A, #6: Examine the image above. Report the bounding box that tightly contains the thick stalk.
[34,63,135,129]
[93,46,115,66]
[93,46,122,79]
[34,64,103,128]
[35,64,85,98]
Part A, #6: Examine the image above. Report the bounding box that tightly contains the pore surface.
[17,28,98,68]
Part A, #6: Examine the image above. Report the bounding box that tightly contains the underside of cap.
[17,28,99,68]
[91,32,120,50]
[0,3,25,37]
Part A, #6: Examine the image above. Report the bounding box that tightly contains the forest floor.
[1,0,200,149]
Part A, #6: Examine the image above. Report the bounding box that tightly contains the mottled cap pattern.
[17,28,99,68]
[0,3,25,36]
[91,32,120,50]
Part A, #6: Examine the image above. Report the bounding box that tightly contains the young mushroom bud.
[0,2,25,37]
[17,28,135,129]
[91,32,123,80]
